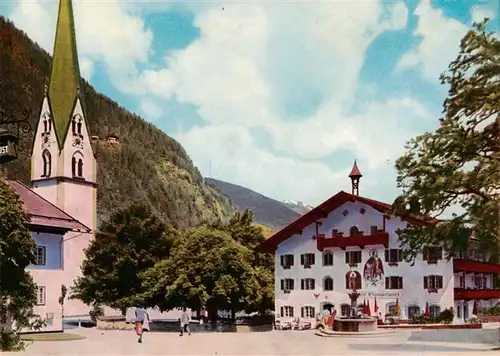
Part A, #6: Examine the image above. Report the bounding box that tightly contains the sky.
[0,0,498,207]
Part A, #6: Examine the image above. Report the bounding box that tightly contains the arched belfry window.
[42,150,51,177]
[349,226,359,236]
[78,159,83,177]
[72,115,83,136]
[72,151,84,178]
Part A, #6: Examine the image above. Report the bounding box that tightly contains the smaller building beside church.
[256,161,500,327]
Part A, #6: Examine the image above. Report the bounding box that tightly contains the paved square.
[6,328,497,356]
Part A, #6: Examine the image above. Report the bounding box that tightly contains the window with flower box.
[384,249,402,266]
[345,251,361,266]
[280,254,294,269]
[423,275,443,292]
[280,278,294,293]
[301,253,315,268]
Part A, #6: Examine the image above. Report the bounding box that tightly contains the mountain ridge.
[205,178,299,231]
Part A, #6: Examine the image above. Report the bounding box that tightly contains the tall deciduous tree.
[71,202,177,314]
[141,225,273,324]
[0,177,42,351]
[393,20,500,260]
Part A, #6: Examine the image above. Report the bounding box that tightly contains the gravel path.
[6,328,498,356]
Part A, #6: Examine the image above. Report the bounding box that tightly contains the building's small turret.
[349,160,362,196]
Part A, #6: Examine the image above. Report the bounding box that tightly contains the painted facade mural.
[363,249,384,287]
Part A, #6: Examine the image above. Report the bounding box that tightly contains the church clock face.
[72,135,83,149]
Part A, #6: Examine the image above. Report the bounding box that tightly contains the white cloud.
[471,5,497,23]
[139,98,163,119]
[6,0,465,205]
[79,58,94,80]
[9,0,153,92]
[397,0,467,82]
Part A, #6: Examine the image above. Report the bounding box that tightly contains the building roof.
[48,0,82,143]
[256,190,436,252]
[7,180,90,232]
[349,160,362,178]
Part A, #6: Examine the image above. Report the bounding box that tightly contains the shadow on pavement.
[348,343,492,353]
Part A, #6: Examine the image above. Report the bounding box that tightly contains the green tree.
[141,226,272,324]
[71,202,177,314]
[0,177,42,351]
[393,19,500,261]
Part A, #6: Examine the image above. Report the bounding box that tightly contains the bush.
[410,308,454,325]
[438,308,454,324]
[478,306,500,316]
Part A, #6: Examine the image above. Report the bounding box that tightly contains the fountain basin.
[334,317,377,332]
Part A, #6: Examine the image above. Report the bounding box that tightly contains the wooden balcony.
[453,259,500,274]
[316,231,389,251]
[454,288,500,301]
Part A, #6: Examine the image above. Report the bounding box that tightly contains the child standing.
[179,307,191,336]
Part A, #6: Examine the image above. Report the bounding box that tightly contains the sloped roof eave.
[255,190,436,253]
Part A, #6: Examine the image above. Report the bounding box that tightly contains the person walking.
[135,306,149,343]
[179,307,191,336]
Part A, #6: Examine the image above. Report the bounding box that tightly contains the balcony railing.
[316,231,389,251]
[453,259,500,274]
[454,288,500,301]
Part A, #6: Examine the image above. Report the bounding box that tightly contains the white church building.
[257,161,500,327]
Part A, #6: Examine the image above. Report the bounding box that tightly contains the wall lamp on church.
[0,109,31,164]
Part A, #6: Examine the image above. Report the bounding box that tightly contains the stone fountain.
[334,271,377,332]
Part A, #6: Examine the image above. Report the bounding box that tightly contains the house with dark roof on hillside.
[256,161,500,328]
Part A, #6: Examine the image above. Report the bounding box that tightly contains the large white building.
[257,161,500,327]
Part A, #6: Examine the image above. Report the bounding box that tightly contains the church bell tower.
[30,0,97,232]
[349,160,362,196]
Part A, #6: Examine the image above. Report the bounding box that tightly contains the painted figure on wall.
[363,249,384,286]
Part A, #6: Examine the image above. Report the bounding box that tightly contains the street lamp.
[0,109,31,165]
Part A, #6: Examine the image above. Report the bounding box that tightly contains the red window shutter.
[385,277,389,289]
[301,254,305,265]
[281,279,284,290]
[384,249,389,262]
[423,276,428,289]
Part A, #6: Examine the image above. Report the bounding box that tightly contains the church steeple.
[48,0,82,144]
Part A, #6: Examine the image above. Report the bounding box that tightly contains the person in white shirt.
[179,307,191,336]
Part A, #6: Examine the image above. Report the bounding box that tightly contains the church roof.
[48,0,82,144]
[256,190,436,253]
[7,180,90,232]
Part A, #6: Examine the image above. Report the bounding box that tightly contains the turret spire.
[48,0,81,143]
[349,160,363,196]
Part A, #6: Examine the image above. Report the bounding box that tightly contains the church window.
[77,121,82,135]
[323,276,334,291]
[72,152,84,178]
[42,150,51,177]
[323,251,333,266]
[349,226,359,236]
[78,159,83,177]
[72,119,76,135]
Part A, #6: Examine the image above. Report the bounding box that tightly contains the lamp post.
[0,109,31,165]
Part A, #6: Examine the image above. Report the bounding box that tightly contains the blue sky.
[1,0,498,208]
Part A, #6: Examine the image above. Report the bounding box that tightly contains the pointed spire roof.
[349,159,362,178]
[48,0,82,143]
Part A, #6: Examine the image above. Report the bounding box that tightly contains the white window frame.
[303,306,315,318]
[283,306,294,317]
[34,246,46,266]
